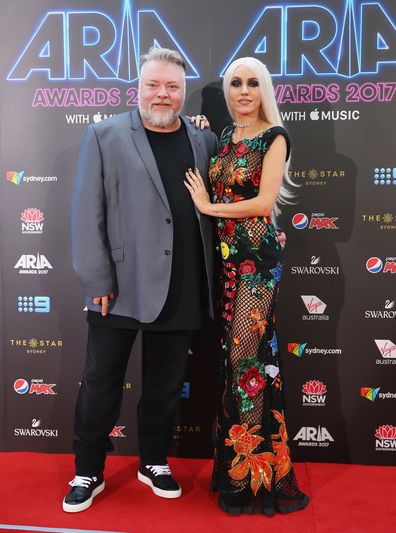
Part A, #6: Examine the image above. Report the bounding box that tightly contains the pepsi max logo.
[366,257,383,273]
[14,379,29,394]
[292,213,309,229]
[292,213,338,230]
[366,257,396,274]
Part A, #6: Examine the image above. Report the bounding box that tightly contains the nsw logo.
[302,380,327,406]
[375,425,396,451]
[21,208,44,234]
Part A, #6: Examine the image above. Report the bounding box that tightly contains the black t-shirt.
[88,121,205,330]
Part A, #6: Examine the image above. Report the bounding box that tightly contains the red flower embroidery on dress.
[271,410,292,484]
[251,167,262,187]
[238,259,256,275]
[224,221,235,237]
[219,142,231,157]
[225,423,275,495]
[250,309,268,337]
[234,142,249,158]
[238,367,266,398]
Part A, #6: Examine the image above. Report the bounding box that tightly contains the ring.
[199,114,206,121]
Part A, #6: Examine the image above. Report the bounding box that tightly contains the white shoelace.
[68,475,97,488]
[146,465,171,476]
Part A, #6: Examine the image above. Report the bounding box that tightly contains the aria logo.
[293,426,334,447]
[109,426,126,438]
[374,339,396,366]
[21,208,44,234]
[14,253,52,274]
[365,300,396,320]
[301,295,329,320]
[366,257,396,274]
[291,255,340,276]
[292,213,338,230]
[302,380,327,406]
[375,425,396,451]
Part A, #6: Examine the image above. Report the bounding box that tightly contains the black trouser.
[73,323,191,475]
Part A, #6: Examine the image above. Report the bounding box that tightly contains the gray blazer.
[71,109,219,322]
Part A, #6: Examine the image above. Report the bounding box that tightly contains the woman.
[184,57,309,515]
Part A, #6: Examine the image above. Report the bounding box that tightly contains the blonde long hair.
[223,57,295,222]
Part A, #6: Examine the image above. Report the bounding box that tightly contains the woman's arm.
[185,135,287,218]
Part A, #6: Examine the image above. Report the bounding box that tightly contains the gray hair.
[140,47,187,72]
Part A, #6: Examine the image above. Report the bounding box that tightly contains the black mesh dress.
[209,127,309,515]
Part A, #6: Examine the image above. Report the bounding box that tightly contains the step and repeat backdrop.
[0,0,395,465]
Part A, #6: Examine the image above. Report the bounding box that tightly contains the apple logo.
[310,109,320,121]
[93,112,103,123]
[311,256,320,265]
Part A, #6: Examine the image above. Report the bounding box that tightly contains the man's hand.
[93,293,114,316]
[187,114,210,130]
[276,229,286,248]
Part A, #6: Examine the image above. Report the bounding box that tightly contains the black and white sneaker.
[138,464,182,499]
[62,474,105,513]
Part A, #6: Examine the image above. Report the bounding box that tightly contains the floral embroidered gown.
[209,126,309,515]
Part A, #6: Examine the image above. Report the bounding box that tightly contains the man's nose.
[157,85,169,97]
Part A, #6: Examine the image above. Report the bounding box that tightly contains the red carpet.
[0,453,395,533]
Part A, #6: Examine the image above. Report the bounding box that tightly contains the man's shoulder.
[90,111,132,134]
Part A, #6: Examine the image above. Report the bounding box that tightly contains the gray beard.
[139,107,180,128]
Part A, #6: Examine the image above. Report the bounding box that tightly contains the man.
[64,47,218,513]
